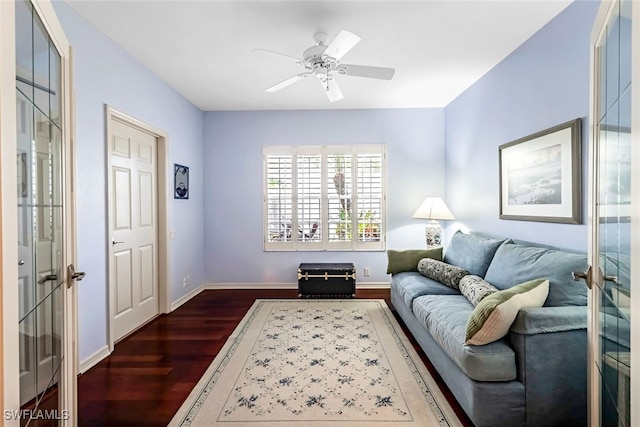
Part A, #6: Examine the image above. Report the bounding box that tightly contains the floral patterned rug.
[169,299,462,427]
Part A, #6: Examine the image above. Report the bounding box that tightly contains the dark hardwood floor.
[77,289,474,426]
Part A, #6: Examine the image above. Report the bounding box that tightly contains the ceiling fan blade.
[321,77,343,102]
[266,74,308,92]
[251,48,301,62]
[323,29,361,61]
[338,64,395,80]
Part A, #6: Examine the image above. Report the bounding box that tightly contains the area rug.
[169,299,462,427]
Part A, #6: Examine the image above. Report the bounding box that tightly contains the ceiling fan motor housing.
[303,45,329,66]
[303,44,338,79]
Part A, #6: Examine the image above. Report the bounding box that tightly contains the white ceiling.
[64,0,573,111]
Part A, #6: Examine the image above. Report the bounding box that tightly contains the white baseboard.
[357,282,391,289]
[204,282,390,290]
[205,282,295,290]
[79,345,111,374]
[171,283,205,312]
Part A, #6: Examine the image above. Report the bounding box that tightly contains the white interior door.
[109,117,159,342]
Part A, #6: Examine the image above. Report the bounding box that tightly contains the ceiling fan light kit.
[256,29,396,102]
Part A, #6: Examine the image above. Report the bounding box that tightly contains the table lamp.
[412,197,455,247]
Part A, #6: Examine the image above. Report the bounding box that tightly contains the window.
[264,145,386,251]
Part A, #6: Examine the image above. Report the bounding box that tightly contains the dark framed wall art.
[174,164,189,199]
[499,118,582,224]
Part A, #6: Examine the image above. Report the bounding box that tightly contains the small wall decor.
[174,164,189,199]
[499,118,581,224]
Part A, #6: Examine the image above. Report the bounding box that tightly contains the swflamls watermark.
[4,409,70,421]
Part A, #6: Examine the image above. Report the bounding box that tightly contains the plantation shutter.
[356,150,384,245]
[264,145,385,251]
[265,150,293,246]
[296,150,322,246]
[327,148,353,248]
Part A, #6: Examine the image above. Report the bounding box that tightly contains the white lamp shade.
[412,197,455,220]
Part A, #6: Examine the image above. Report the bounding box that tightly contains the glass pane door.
[594,0,632,425]
[16,0,66,424]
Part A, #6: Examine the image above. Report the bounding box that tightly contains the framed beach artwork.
[499,118,582,224]
[174,164,189,199]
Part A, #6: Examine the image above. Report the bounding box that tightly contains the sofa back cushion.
[484,243,588,307]
[443,231,509,277]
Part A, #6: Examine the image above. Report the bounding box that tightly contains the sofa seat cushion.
[412,295,517,382]
[484,243,588,307]
[391,272,460,308]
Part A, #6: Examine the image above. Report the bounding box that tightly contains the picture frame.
[499,118,582,224]
[174,164,189,199]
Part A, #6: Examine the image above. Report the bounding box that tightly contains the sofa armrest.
[508,306,588,426]
[510,306,587,335]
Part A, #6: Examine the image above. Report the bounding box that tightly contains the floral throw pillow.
[459,275,499,306]
[417,258,469,290]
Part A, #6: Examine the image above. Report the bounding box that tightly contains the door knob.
[571,271,588,280]
[572,266,616,289]
[37,274,58,285]
[112,239,124,246]
[67,264,86,282]
[572,266,593,289]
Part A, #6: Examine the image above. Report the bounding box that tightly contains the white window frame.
[263,144,386,251]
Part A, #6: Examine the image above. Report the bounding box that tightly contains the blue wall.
[444,0,599,251]
[203,109,445,285]
[54,3,206,363]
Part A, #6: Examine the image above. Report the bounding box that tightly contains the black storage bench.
[297,263,356,298]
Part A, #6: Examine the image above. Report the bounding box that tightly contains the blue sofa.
[390,231,589,427]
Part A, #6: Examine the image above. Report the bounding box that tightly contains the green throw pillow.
[386,248,443,274]
[465,278,549,346]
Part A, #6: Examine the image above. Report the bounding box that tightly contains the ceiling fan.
[253,30,395,102]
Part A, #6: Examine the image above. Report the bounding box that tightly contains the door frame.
[1,0,77,424]
[105,106,170,352]
[0,1,19,418]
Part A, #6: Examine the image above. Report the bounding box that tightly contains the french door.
[2,0,78,425]
[588,0,637,426]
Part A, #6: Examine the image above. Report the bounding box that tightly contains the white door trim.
[1,1,20,419]
[105,106,170,352]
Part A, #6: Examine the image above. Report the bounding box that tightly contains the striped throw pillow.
[465,279,549,346]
